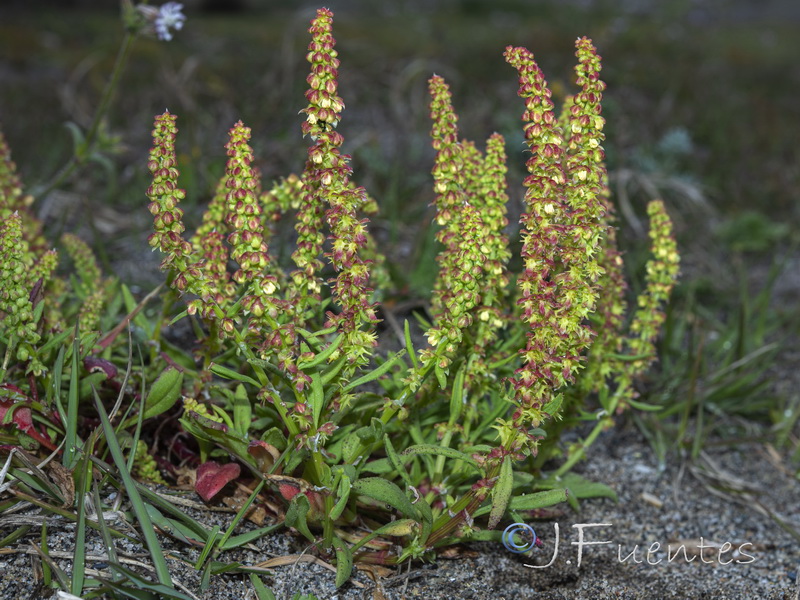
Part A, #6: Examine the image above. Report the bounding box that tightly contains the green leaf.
[343,350,406,392]
[297,334,343,370]
[332,536,353,588]
[63,323,81,470]
[353,477,417,520]
[542,394,563,418]
[627,399,663,412]
[384,435,413,488]
[488,455,513,529]
[142,368,183,420]
[508,488,568,511]
[94,393,175,588]
[232,384,252,437]
[557,473,618,502]
[350,518,419,555]
[434,364,447,389]
[249,573,277,600]
[449,367,465,423]
[104,563,194,599]
[310,373,324,429]
[400,444,481,472]
[404,319,418,369]
[285,494,314,542]
[64,121,86,155]
[209,363,261,387]
[220,523,283,551]
[329,474,352,521]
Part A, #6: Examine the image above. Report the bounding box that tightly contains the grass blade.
[93,390,174,589]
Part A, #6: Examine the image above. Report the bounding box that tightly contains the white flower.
[154,2,186,41]
[136,2,186,42]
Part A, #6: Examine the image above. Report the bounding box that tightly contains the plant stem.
[36,32,136,200]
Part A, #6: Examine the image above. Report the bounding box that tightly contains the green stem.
[36,32,136,200]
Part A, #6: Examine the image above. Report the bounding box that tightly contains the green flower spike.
[471,133,511,344]
[223,121,282,324]
[627,199,680,376]
[0,212,43,371]
[62,233,107,333]
[146,111,213,316]
[504,44,603,456]
[0,130,47,261]
[419,202,487,372]
[299,8,378,376]
[191,173,229,252]
[428,75,468,321]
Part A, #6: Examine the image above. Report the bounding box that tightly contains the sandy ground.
[1,425,798,600]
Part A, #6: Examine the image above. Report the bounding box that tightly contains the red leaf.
[195,461,241,502]
[0,398,34,434]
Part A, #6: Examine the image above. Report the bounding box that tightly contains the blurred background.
[1,0,798,291]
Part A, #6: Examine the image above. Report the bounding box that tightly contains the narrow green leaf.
[310,373,324,429]
[249,573,277,600]
[384,435,413,488]
[210,363,261,387]
[400,444,481,472]
[350,519,418,555]
[0,525,30,549]
[71,455,90,596]
[329,474,351,521]
[297,334,343,370]
[220,523,283,550]
[404,319,418,369]
[343,350,406,392]
[448,367,465,424]
[217,480,266,552]
[105,564,193,599]
[488,455,513,529]
[232,384,252,437]
[332,536,353,588]
[94,393,174,588]
[434,364,447,389]
[508,488,567,511]
[353,477,417,520]
[63,323,81,470]
[142,368,183,420]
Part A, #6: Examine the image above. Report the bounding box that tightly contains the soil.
[1,425,798,600]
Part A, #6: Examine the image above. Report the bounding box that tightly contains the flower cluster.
[0,213,43,372]
[146,111,222,322]
[61,233,110,334]
[224,122,282,323]
[298,8,378,376]
[503,42,605,456]
[428,75,468,322]
[420,202,487,371]
[625,199,680,376]
[134,2,186,42]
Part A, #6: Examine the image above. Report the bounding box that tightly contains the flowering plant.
[140,8,679,580]
[0,6,679,590]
